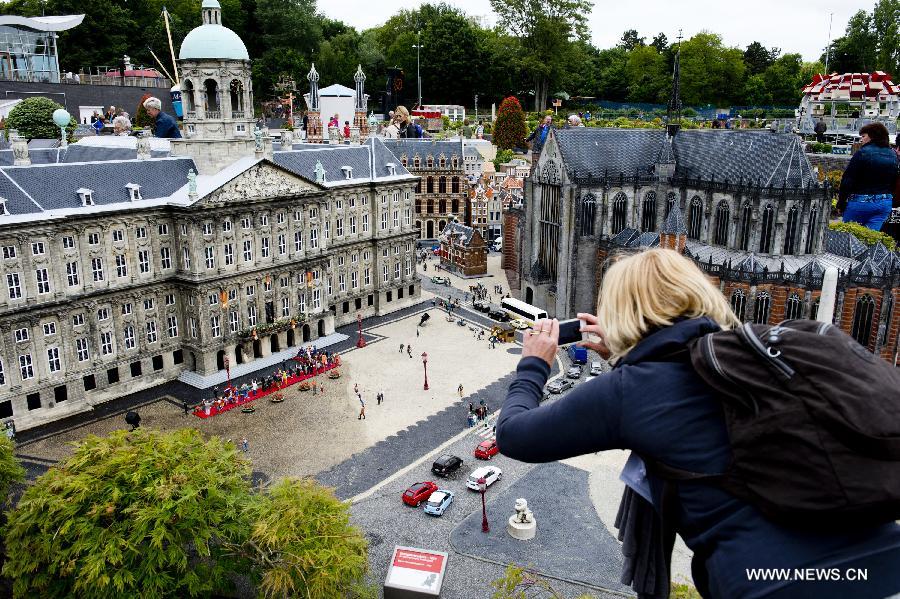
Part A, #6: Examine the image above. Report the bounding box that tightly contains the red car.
[474,439,499,460]
[402,481,439,507]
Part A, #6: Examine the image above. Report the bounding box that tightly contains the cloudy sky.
[325,0,871,62]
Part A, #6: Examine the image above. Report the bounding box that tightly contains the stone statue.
[254,126,263,151]
[507,497,537,540]
[281,128,294,146]
[314,160,326,184]
[367,111,378,128]
[187,169,198,194]
[10,130,30,166]
[136,131,151,160]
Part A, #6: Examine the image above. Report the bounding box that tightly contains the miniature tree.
[5,97,67,139]
[0,435,24,501]
[493,96,528,150]
[133,93,154,129]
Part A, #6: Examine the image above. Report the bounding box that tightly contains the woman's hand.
[577,312,611,360]
[522,318,559,368]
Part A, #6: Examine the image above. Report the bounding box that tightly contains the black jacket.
[838,142,899,207]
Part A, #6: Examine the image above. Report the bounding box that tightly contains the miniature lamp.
[52,108,71,148]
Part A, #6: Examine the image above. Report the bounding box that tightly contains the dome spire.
[202,0,222,26]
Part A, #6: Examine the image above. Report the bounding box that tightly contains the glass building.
[0,15,83,83]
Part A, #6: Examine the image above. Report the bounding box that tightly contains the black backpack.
[652,319,900,528]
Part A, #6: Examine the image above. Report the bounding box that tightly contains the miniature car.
[430,276,448,285]
[546,378,573,394]
[590,361,604,376]
[509,319,531,330]
[474,438,499,460]
[473,301,491,313]
[423,489,455,516]
[566,364,583,379]
[488,308,510,322]
[402,481,439,507]
[466,465,502,490]
[431,454,464,477]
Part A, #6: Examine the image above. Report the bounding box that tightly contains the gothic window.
[439,177,447,193]
[713,200,730,246]
[664,192,677,219]
[451,177,460,193]
[804,207,818,254]
[641,192,657,232]
[851,294,876,348]
[426,177,434,193]
[739,202,753,251]
[785,293,802,320]
[611,193,627,234]
[753,291,771,324]
[759,204,775,253]
[783,205,799,254]
[538,183,561,279]
[881,294,894,346]
[688,196,703,240]
[730,289,746,321]
[581,194,597,236]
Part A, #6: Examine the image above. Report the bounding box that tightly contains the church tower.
[170,0,268,173]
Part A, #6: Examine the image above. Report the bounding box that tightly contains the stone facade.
[439,222,487,277]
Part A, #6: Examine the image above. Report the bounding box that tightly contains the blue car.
[422,489,455,516]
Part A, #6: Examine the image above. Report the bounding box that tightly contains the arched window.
[753,291,771,324]
[451,177,460,193]
[851,294,876,348]
[713,200,730,246]
[229,79,244,116]
[427,156,434,168]
[804,207,818,254]
[203,79,219,114]
[182,80,195,113]
[438,199,446,214]
[581,194,597,236]
[738,202,753,251]
[688,196,703,240]
[783,205,799,254]
[438,177,447,193]
[451,199,459,213]
[664,192,677,219]
[641,192,657,232]
[785,293,802,320]
[880,293,894,346]
[730,289,747,321]
[758,204,775,253]
[439,156,446,168]
[414,156,420,168]
[611,193,627,234]
[426,177,434,193]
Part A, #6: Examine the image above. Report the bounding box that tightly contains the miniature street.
[12,254,692,597]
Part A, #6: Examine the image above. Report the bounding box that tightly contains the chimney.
[10,130,30,166]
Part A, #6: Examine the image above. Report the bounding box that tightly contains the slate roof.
[824,229,869,260]
[854,257,883,277]
[683,241,858,275]
[0,157,196,217]
[611,227,640,246]
[627,231,660,248]
[0,140,171,166]
[440,221,476,246]
[660,203,687,234]
[381,139,464,166]
[272,138,412,186]
[551,128,818,188]
[735,253,766,273]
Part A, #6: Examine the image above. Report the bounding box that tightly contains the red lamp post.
[478,476,489,533]
[421,351,429,391]
[356,312,366,348]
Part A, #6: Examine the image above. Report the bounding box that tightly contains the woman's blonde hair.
[597,248,740,360]
[394,105,410,124]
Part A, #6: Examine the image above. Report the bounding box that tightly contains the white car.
[466,465,502,491]
[509,319,530,330]
[423,489,455,516]
[590,361,604,376]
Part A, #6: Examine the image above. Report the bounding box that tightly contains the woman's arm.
[496,356,624,463]
[838,152,861,208]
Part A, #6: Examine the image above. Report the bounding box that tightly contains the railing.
[206,111,222,120]
[692,257,900,290]
[232,111,247,119]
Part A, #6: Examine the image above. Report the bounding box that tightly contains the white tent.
[305,84,356,133]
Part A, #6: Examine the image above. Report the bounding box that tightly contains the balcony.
[206,111,222,120]
[232,111,246,119]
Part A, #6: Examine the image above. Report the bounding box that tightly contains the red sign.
[392,549,444,573]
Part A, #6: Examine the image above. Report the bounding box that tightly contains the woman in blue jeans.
[838,122,898,230]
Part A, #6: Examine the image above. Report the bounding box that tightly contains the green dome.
[179,24,249,61]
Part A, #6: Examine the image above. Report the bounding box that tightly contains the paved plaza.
[13,262,694,597]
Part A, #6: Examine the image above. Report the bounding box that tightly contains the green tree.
[827,10,877,73]
[594,47,629,102]
[0,436,24,501]
[762,53,804,105]
[242,478,370,598]
[493,96,527,149]
[650,32,668,53]
[743,41,779,75]
[619,29,645,51]
[742,74,773,106]
[490,0,593,112]
[625,45,667,102]
[678,32,746,106]
[871,0,900,76]
[133,93,154,129]
[5,97,66,140]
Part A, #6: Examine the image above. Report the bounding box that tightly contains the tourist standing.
[143,97,182,139]
[407,345,413,358]
[462,119,473,139]
[475,120,484,139]
[838,123,898,231]
[358,396,366,420]
[241,438,249,453]
[526,115,553,155]
[395,106,424,138]
[814,118,828,143]
[458,384,464,397]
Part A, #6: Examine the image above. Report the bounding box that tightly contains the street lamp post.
[356,312,366,348]
[421,351,429,391]
[413,32,423,108]
[478,476,489,532]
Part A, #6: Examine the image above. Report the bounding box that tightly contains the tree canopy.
[5,97,67,140]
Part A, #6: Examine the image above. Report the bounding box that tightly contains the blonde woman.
[497,248,900,599]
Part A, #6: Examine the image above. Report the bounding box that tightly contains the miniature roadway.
[13,254,693,598]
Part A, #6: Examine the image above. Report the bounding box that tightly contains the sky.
[324,0,873,63]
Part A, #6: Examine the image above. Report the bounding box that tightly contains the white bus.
[501,297,548,325]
